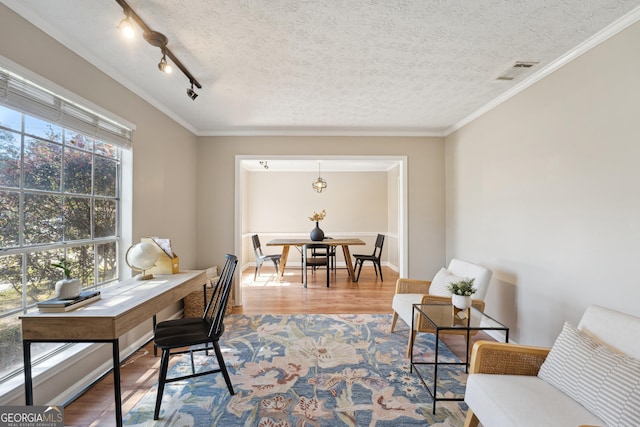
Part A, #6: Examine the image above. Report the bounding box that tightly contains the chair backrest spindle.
[202,254,238,337]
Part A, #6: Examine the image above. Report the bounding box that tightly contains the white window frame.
[0,55,134,406]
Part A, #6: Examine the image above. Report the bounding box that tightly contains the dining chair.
[300,239,335,281]
[152,253,238,420]
[352,234,385,282]
[251,234,281,280]
[311,237,337,270]
[302,243,330,288]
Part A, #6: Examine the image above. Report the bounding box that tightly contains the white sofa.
[464,305,640,427]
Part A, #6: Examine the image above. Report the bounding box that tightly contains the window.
[0,63,132,389]
[0,104,122,381]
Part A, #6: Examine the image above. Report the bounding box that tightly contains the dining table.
[266,238,366,282]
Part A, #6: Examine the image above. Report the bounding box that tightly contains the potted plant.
[52,258,82,299]
[448,278,476,309]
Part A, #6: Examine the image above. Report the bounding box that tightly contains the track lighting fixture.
[115,0,202,96]
[158,53,172,74]
[186,82,198,100]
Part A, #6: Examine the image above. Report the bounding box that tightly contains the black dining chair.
[152,254,238,420]
[299,239,335,279]
[311,237,337,271]
[352,234,385,282]
[302,243,330,288]
[251,234,281,280]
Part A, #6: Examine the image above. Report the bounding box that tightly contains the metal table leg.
[23,340,33,405]
[112,339,123,427]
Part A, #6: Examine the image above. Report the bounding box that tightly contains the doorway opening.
[234,155,407,305]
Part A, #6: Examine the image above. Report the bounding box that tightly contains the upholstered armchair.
[390,259,492,357]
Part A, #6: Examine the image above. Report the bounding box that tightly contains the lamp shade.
[312,177,327,193]
[312,162,327,193]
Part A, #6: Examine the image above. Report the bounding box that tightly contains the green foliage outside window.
[0,105,121,381]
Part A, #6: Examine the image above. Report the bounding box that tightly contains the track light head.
[186,82,198,100]
[118,16,135,38]
[158,54,172,74]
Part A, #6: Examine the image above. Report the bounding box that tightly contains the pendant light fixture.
[312,161,327,193]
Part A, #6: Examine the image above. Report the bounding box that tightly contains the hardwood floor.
[63,265,485,426]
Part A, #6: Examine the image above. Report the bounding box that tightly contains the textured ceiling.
[3,0,640,136]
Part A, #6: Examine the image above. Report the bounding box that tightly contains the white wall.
[247,170,389,234]
[445,20,640,345]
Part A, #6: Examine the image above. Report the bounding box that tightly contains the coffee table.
[410,303,509,413]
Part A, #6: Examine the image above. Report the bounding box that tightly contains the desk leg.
[112,339,123,427]
[277,245,291,281]
[341,246,357,281]
[23,340,33,405]
[433,329,440,414]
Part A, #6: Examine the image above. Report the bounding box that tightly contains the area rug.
[123,314,468,426]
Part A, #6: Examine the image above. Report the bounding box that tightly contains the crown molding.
[445,5,640,136]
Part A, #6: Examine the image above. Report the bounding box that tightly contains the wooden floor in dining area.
[63,265,478,426]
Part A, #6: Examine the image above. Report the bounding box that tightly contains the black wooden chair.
[353,234,385,282]
[311,237,337,271]
[251,234,281,280]
[152,254,238,420]
[302,243,330,288]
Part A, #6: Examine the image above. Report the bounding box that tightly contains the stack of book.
[37,290,101,312]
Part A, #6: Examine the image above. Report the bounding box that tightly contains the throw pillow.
[538,322,640,427]
[429,268,465,297]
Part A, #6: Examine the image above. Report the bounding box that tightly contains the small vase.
[55,278,82,299]
[452,294,472,310]
[310,221,325,241]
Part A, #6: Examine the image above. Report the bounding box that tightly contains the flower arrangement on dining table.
[308,209,326,222]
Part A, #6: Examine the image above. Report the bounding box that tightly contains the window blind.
[0,67,133,149]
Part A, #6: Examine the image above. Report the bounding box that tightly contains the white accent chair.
[464,305,640,427]
[390,259,492,357]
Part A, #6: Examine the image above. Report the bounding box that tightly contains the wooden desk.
[20,270,207,427]
[266,238,365,282]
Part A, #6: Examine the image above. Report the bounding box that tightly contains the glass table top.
[413,303,508,332]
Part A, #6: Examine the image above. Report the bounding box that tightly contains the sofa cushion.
[538,322,640,427]
[428,267,463,297]
[465,374,605,427]
[578,305,640,359]
[391,293,424,327]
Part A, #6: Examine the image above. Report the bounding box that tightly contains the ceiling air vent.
[496,61,539,81]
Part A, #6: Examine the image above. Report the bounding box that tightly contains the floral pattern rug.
[124,314,468,426]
